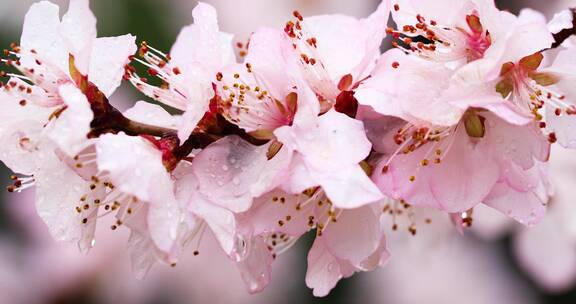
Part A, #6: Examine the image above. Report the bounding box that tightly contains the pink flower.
[10,0,135,104]
[238,188,389,296]
[215,28,300,136]
[355,37,551,225]
[391,0,553,71]
[0,0,136,182]
[283,1,391,104]
[370,109,550,224]
[386,1,556,127]
[128,2,235,141]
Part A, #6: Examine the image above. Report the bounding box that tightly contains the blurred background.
[1,0,576,303]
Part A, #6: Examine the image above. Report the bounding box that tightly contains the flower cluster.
[1,0,575,297]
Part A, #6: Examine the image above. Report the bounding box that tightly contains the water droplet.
[231,235,249,262]
[222,165,229,171]
[232,177,240,185]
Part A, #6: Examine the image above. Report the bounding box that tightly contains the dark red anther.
[293,11,304,21]
[416,14,425,23]
[172,67,181,75]
[548,132,557,143]
[382,165,390,173]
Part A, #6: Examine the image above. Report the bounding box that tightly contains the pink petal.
[34,154,86,244]
[322,205,382,265]
[356,49,463,126]
[548,9,574,34]
[295,110,373,168]
[392,0,470,29]
[170,2,235,76]
[484,161,549,226]
[244,28,300,100]
[96,133,166,202]
[482,113,550,170]
[88,35,137,97]
[0,83,52,175]
[240,189,315,237]
[311,166,383,209]
[498,9,554,64]
[302,1,390,84]
[60,0,97,74]
[305,239,349,297]
[123,101,180,129]
[236,236,274,293]
[44,84,93,157]
[20,1,68,79]
[374,126,500,212]
[192,136,290,213]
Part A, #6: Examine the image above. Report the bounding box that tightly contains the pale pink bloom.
[371,110,550,224]
[356,43,550,223]
[0,83,105,253]
[129,2,235,141]
[305,204,388,297]
[216,27,300,136]
[238,188,388,296]
[0,0,135,188]
[8,0,135,105]
[182,135,293,277]
[387,1,556,129]
[391,0,553,74]
[284,0,390,103]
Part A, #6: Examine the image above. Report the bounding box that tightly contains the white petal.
[123,101,179,129]
[96,133,166,202]
[34,152,86,243]
[236,237,274,293]
[44,84,93,157]
[548,9,574,34]
[60,0,97,74]
[20,1,68,77]
[192,136,290,213]
[88,35,137,97]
